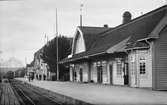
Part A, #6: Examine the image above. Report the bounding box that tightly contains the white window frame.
[139,57,146,75]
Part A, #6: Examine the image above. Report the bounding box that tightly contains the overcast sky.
[0,0,166,67]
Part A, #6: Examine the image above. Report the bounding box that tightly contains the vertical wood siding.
[153,26,167,90]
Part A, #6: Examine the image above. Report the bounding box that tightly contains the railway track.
[10,80,61,105]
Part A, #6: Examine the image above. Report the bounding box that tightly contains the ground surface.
[1,79,81,105]
[16,78,167,105]
[0,79,20,105]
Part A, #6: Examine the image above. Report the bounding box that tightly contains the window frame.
[139,57,146,75]
[116,59,122,76]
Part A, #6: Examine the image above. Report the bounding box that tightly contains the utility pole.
[56,8,59,81]
[25,57,28,77]
[0,63,1,80]
[25,57,27,68]
[166,0,167,12]
[80,3,84,26]
[44,33,47,45]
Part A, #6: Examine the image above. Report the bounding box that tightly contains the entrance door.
[124,63,129,85]
[109,64,113,84]
[80,68,83,82]
[73,70,77,81]
[97,66,103,83]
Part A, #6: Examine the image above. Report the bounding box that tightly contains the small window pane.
[140,62,146,74]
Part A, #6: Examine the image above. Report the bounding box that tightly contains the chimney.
[104,24,108,28]
[122,11,132,24]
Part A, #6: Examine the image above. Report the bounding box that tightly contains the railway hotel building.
[60,5,167,90]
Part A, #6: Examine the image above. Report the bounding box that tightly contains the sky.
[0,0,166,67]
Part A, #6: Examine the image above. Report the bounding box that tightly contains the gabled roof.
[90,5,166,53]
[148,14,167,38]
[79,26,111,51]
[60,5,167,64]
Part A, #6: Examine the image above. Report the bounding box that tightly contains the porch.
[68,53,129,86]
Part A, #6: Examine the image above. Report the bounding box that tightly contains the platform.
[16,78,167,105]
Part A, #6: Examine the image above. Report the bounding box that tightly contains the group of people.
[25,72,34,82]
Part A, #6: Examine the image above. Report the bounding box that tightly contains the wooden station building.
[60,5,167,90]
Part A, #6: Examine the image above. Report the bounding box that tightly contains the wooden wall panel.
[153,25,167,90]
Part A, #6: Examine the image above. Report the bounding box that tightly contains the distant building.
[33,48,50,80]
[60,5,167,90]
[26,64,34,80]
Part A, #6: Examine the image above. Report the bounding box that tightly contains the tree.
[41,35,72,80]
[15,68,26,77]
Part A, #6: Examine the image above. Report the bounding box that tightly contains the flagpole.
[80,3,83,26]
[56,8,59,81]
[166,0,167,12]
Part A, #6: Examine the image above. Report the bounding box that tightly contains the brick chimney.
[104,24,109,28]
[122,11,132,24]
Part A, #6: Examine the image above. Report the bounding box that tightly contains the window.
[139,57,146,74]
[140,62,146,74]
[117,62,122,76]
[116,58,122,76]
[131,62,135,75]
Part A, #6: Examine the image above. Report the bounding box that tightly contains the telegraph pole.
[80,3,83,26]
[0,62,1,80]
[166,0,167,12]
[25,57,27,75]
[56,8,59,81]
[25,57,27,67]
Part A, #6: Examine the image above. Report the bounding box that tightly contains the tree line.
[41,35,72,81]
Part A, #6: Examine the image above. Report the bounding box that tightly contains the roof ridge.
[88,4,166,54]
[149,14,167,38]
[101,4,167,37]
[78,26,112,29]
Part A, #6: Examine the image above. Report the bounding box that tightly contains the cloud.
[0,0,165,65]
[0,56,23,67]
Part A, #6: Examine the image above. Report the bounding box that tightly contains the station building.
[60,5,167,90]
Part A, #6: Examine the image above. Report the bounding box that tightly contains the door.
[138,55,152,87]
[109,64,113,84]
[97,66,103,83]
[124,63,129,85]
[73,70,77,81]
[80,68,83,82]
[129,55,137,87]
